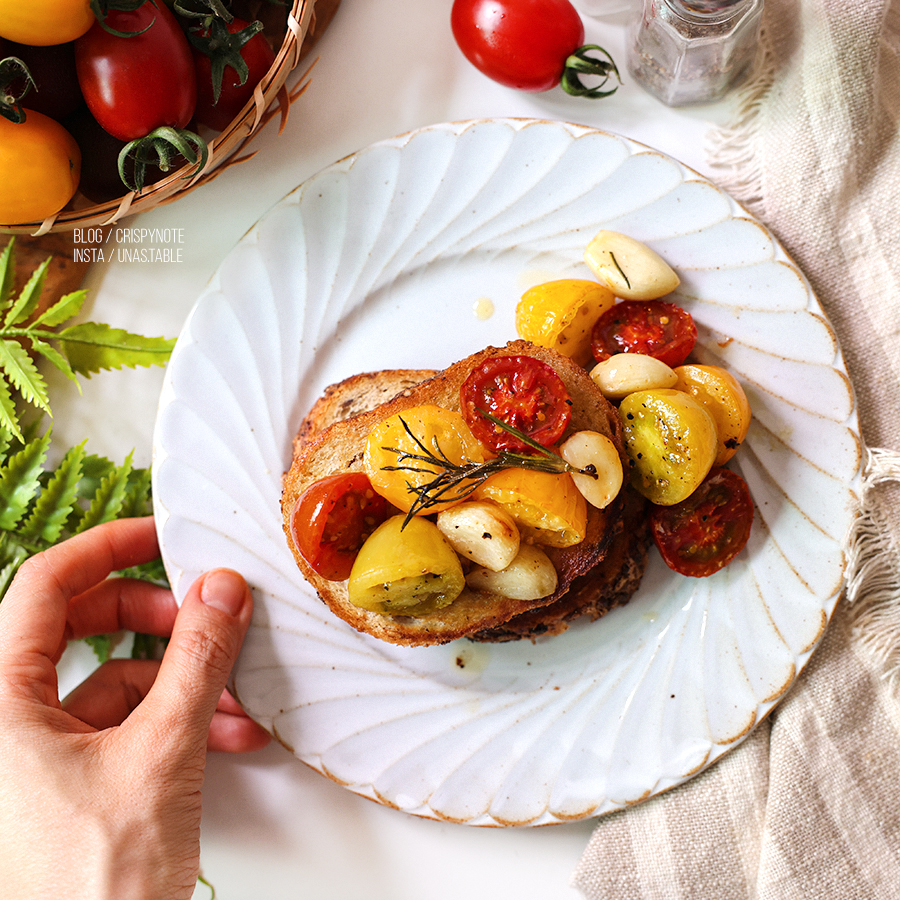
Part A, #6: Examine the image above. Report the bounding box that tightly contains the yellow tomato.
[0,111,81,225]
[673,364,751,465]
[0,0,95,45]
[348,516,465,616]
[619,389,718,506]
[474,468,587,548]
[363,405,486,515]
[516,279,615,366]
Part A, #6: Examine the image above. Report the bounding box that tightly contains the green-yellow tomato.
[618,388,717,506]
[348,515,465,616]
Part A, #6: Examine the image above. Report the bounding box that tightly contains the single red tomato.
[74,0,197,142]
[649,467,753,577]
[450,0,619,96]
[191,17,275,132]
[291,473,390,581]
[591,300,697,367]
[461,355,572,453]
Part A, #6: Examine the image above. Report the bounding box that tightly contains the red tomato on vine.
[450,0,619,96]
[190,16,275,132]
[74,0,206,192]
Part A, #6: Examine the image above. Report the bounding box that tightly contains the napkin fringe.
[844,447,900,684]
[706,22,777,213]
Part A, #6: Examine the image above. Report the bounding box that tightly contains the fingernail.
[200,569,248,616]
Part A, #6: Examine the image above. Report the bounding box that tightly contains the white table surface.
[53,1,739,896]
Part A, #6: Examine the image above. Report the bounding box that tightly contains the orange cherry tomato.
[0,110,80,225]
[0,0,94,46]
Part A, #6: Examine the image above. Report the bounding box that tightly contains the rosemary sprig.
[383,409,596,527]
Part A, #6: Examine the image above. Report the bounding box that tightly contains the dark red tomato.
[451,0,616,94]
[291,473,390,581]
[65,106,176,202]
[192,18,275,132]
[591,300,697,367]
[2,41,83,122]
[649,467,753,577]
[74,0,196,142]
[461,355,572,453]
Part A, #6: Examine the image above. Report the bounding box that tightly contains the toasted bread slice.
[282,341,643,646]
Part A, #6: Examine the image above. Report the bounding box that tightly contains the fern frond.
[0,429,51,530]
[19,441,87,543]
[75,451,134,533]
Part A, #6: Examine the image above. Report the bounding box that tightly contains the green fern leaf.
[0,377,22,442]
[0,241,14,308]
[0,339,50,414]
[75,451,134,533]
[0,537,30,598]
[83,634,113,664]
[31,289,88,329]
[4,257,49,326]
[120,466,153,518]
[19,441,86,543]
[55,323,176,375]
[29,336,78,383]
[0,429,51,529]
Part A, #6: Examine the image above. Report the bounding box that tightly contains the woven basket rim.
[3,0,316,236]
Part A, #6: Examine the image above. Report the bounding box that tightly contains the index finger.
[0,517,161,668]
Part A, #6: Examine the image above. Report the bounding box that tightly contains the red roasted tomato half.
[291,473,390,581]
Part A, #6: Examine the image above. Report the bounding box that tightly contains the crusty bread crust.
[282,341,644,646]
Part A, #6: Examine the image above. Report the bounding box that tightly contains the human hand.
[0,516,270,900]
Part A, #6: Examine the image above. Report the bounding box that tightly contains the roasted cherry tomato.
[191,17,275,132]
[516,279,616,367]
[364,405,486,515]
[673,364,751,465]
[0,110,80,224]
[649,467,753,577]
[591,300,697,368]
[75,0,197,142]
[290,473,390,581]
[474,468,587,548]
[0,0,94,47]
[619,388,718,506]
[348,515,465,616]
[461,355,572,453]
[450,0,619,96]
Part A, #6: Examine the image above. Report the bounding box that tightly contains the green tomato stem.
[561,44,621,99]
[117,127,209,193]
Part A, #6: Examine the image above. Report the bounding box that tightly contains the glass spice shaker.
[627,0,764,106]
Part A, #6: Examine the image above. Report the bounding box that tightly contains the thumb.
[135,569,253,755]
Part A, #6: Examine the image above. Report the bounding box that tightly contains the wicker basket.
[5,0,339,236]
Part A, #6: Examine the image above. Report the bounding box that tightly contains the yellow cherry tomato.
[516,279,616,366]
[474,468,587,548]
[673,364,751,465]
[348,515,465,616]
[619,389,718,506]
[0,0,95,45]
[0,111,81,225]
[363,405,486,515]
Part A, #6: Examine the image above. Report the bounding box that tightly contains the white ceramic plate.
[152,119,861,826]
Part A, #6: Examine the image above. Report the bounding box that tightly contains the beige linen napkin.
[573,1,900,896]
